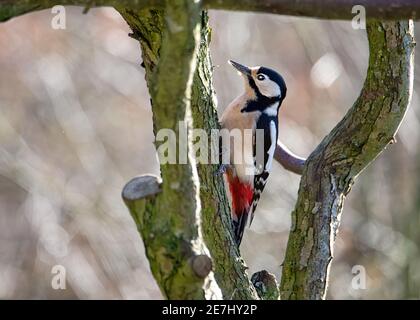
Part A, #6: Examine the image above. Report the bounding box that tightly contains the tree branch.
[2,0,420,22]
[206,0,420,20]
[119,7,258,299]
[121,1,223,299]
[0,0,154,22]
[275,142,305,175]
[251,270,280,300]
[280,19,415,300]
[188,12,259,299]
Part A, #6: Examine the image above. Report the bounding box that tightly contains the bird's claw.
[214,164,227,176]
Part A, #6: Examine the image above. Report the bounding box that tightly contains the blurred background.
[0,7,419,299]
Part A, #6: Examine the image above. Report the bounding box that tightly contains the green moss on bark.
[189,12,258,300]
[280,20,415,300]
[119,2,224,300]
[120,6,257,300]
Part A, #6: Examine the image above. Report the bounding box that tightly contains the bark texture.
[2,0,420,22]
[207,0,420,20]
[188,12,259,300]
[121,1,223,300]
[119,7,258,300]
[280,19,415,300]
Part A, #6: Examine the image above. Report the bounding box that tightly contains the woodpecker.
[219,60,287,246]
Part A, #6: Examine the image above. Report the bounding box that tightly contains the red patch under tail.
[225,170,253,245]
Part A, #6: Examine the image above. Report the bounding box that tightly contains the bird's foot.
[214,164,228,176]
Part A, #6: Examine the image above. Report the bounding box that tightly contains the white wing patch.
[265,120,277,171]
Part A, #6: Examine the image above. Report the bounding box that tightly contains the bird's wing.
[249,118,278,226]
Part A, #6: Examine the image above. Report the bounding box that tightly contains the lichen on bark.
[120,1,223,299]
[119,6,258,300]
[280,19,415,300]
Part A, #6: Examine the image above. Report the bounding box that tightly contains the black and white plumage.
[220,60,287,245]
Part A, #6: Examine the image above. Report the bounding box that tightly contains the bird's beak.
[228,60,251,76]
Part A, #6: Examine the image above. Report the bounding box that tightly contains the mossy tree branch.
[251,270,280,300]
[120,0,223,299]
[2,0,420,22]
[280,19,415,300]
[119,7,258,300]
[188,12,259,299]
[207,0,420,20]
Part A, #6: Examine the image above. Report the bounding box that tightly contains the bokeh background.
[0,7,419,299]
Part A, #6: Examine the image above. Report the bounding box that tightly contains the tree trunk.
[119,7,258,300]
[120,2,224,299]
[280,20,415,299]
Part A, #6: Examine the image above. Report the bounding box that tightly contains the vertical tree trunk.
[189,12,259,300]
[119,8,258,299]
[280,19,415,300]
[120,2,224,299]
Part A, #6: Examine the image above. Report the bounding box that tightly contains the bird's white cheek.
[257,81,281,98]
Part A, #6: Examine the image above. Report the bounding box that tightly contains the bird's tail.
[225,170,253,246]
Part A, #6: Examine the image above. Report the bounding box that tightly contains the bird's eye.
[257,74,266,81]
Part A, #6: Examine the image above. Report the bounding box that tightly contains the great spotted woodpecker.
[220,60,287,246]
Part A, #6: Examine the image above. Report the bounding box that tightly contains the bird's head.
[229,60,287,113]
